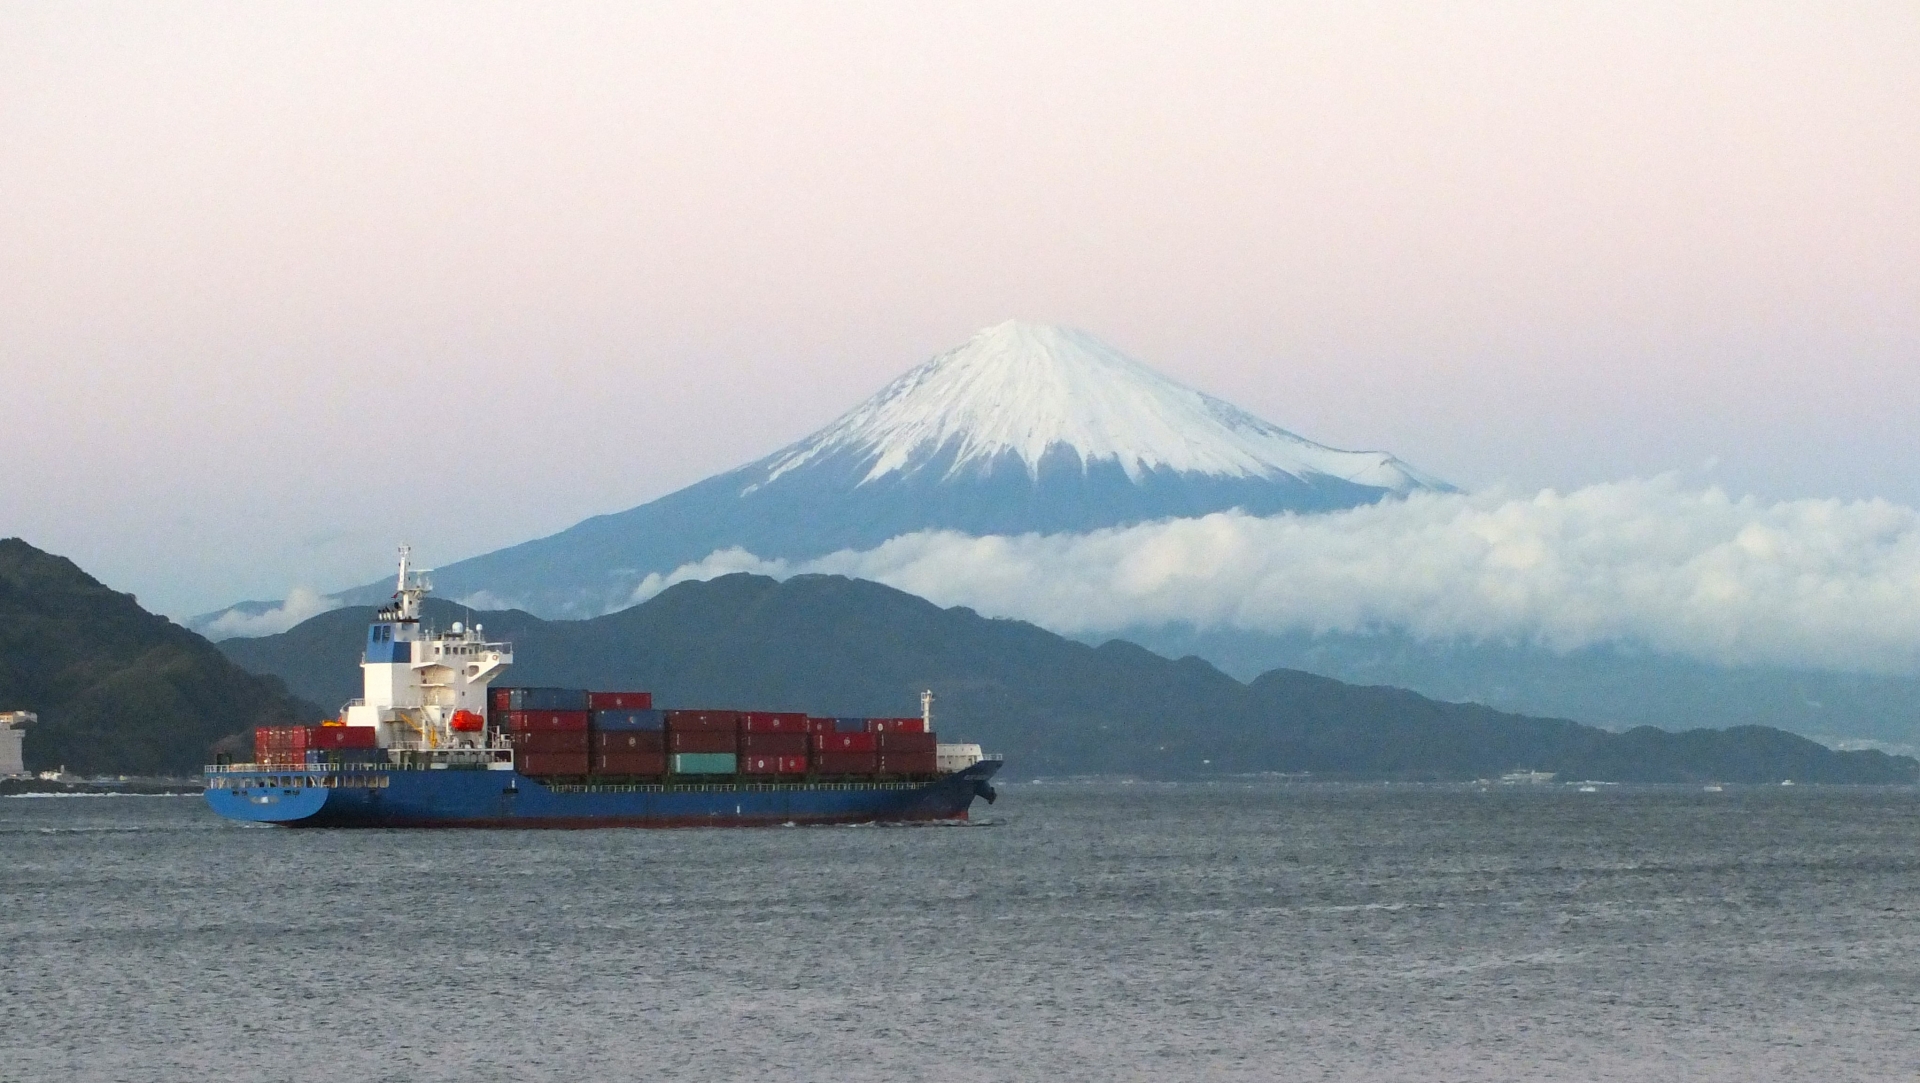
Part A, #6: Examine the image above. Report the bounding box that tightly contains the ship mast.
[391,543,430,622]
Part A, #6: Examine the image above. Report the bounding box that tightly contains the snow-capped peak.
[761,320,1441,492]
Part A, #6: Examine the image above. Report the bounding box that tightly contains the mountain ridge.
[0,538,317,775]
[1114,624,1920,753]
[217,571,1916,785]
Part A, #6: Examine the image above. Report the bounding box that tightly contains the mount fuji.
[207,321,1447,627]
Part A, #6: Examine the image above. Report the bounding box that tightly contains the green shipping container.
[672,752,737,775]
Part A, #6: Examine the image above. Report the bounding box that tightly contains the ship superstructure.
[341,547,514,765]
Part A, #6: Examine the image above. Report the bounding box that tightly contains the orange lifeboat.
[449,709,485,733]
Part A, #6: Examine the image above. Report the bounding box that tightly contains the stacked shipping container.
[254,694,945,778]
[664,709,737,774]
[255,725,385,766]
[304,723,384,766]
[592,708,665,774]
[254,725,309,766]
[478,688,946,780]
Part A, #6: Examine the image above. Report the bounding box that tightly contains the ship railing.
[203,761,394,774]
[205,762,316,773]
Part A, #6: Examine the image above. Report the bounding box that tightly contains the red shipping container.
[805,716,839,734]
[877,752,939,775]
[516,752,589,775]
[587,691,653,710]
[665,709,742,732]
[739,732,808,755]
[490,687,513,710]
[254,726,311,762]
[741,711,810,733]
[511,730,590,753]
[593,730,665,753]
[813,751,878,774]
[310,726,378,750]
[506,710,590,732]
[876,731,936,753]
[670,731,738,753]
[739,754,808,775]
[813,732,877,753]
[866,717,927,734]
[591,751,666,775]
[255,725,310,747]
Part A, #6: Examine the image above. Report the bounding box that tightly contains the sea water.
[3,782,1918,1081]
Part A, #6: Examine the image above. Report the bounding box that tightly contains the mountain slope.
[0,539,317,775]
[1115,625,1920,752]
[204,322,1443,626]
[219,572,1914,784]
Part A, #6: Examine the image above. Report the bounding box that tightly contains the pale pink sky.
[3,2,1916,615]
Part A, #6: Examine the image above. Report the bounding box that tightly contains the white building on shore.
[0,711,34,776]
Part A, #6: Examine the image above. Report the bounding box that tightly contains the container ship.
[203,550,1001,828]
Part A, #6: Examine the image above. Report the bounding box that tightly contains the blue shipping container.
[508,687,590,711]
[592,709,665,732]
[833,717,871,733]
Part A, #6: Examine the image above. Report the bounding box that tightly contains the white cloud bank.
[629,477,1920,675]
[200,587,342,639]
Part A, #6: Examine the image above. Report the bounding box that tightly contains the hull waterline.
[206,760,1001,829]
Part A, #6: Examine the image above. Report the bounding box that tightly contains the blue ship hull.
[204,761,1001,828]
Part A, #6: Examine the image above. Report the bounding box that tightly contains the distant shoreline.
[1,778,202,797]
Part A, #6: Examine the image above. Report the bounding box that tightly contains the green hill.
[0,539,316,775]
[220,572,1916,785]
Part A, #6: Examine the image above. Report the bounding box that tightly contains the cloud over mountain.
[200,587,341,639]
[627,476,1920,675]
